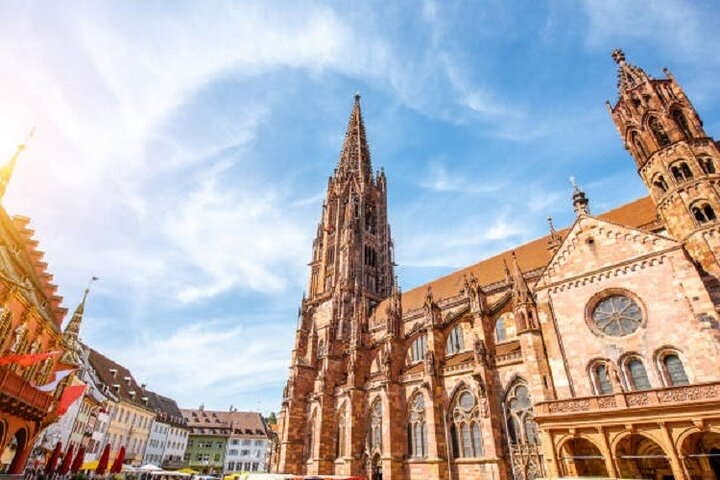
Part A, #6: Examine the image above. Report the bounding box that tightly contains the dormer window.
[109,368,117,378]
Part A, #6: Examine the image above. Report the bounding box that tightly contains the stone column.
[597,427,618,478]
[659,423,687,480]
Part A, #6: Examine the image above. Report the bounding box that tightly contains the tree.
[267,412,277,425]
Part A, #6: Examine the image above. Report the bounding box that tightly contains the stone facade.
[275,51,720,480]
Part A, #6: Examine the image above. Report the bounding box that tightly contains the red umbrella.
[71,446,85,474]
[96,443,110,475]
[110,446,125,474]
[59,444,74,475]
[44,441,62,474]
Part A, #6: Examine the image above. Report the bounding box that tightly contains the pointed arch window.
[335,407,346,459]
[446,325,464,356]
[630,131,649,162]
[410,335,427,363]
[407,394,427,458]
[626,358,652,391]
[649,117,671,148]
[691,201,717,225]
[304,409,316,462]
[449,389,483,458]
[660,352,689,387]
[369,400,383,452]
[700,157,716,175]
[495,316,507,342]
[672,109,692,139]
[505,382,539,446]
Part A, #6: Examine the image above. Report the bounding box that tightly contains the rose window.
[591,295,642,336]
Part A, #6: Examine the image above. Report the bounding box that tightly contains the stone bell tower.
[276,95,395,476]
[608,49,720,284]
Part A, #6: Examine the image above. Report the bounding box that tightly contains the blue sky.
[0,0,719,414]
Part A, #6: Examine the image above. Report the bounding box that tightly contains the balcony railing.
[0,366,54,415]
[535,381,720,417]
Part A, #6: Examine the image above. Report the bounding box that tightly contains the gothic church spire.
[336,94,373,182]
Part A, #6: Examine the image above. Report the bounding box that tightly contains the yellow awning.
[80,460,99,470]
[176,468,200,474]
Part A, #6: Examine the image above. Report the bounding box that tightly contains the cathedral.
[274,50,720,480]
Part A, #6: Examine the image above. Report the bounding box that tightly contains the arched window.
[670,161,693,183]
[652,174,668,194]
[700,157,716,175]
[336,407,346,459]
[369,400,382,452]
[672,109,692,139]
[505,382,538,446]
[649,117,671,148]
[305,409,316,462]
[449,389,484,458]
[410,335,427,363]
[407,395,427,458]
[446,325,464,356]
[691,201,717,225]
[631,131,649,162]
[626,358,652,391]
[592,363,613,395]
[662,353,689,386]
[495,317,507,342]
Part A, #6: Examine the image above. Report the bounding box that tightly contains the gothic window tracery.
[691,201,717,225]
[495,314,512,342]
[670,160,694,183]
[409,335,427,363]
[590,294,643,337]
[630,132,648,162]
[369,400,383,452]
[446,325,464,356]
[365,203,377,234]
[648,116,671,148]
[672,109,692,139]
[625,357,652,391]
[505,382,539,446]
[407,394,427,458]
[450,389,483,458]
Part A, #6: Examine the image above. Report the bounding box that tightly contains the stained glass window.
[591,295,642,336]
[627,359,651,390]
[663,354,689,386]
[595,364,613,394]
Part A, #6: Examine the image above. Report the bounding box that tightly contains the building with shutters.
[274,51,720,480]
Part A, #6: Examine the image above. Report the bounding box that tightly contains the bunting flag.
[56,384,86,416]
[0,351,59,367]
[36,368,76,392]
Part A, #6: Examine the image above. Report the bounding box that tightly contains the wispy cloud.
[419,161,504,194]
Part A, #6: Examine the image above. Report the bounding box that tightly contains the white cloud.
[420,161,504,194]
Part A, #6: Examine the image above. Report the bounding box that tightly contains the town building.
[275,51,720,480]
[182,407,270,474]
[223,411,270,473]
[143,390,188,468]
[182,407,230,474]
[88,348,154,466]
[0,139,78,472]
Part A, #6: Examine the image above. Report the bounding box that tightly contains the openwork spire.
[508,252,532,305]
[61,277,98,365]
[612,49,651,94]
[336,94,372,181]
[0,128,34,201]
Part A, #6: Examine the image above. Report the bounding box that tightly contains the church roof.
[375,196,657,319]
